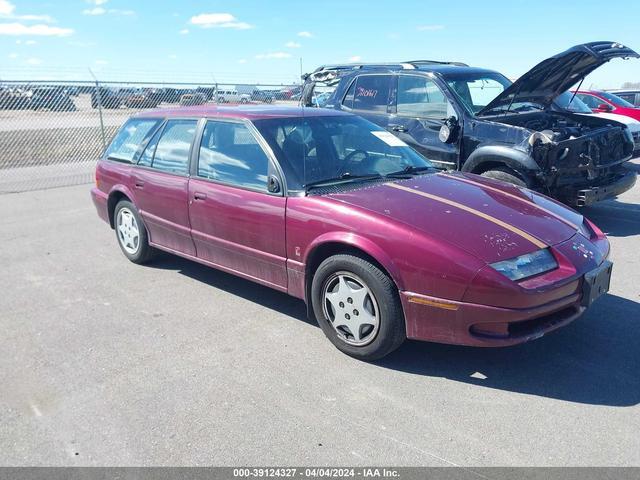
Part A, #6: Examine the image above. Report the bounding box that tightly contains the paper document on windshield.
[371,131,408,147]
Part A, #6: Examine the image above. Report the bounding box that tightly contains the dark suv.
[302,42,638,206]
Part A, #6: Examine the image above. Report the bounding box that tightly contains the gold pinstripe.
[387,182,548,249]
[441,173,580,231]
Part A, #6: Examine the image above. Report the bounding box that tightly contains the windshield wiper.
[304,172,384,190]
[385,165,434,178]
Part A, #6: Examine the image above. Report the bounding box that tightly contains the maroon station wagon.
[91,105,613,360]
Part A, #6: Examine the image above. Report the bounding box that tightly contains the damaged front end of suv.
[303,42,639,206]
[472,42,639,206]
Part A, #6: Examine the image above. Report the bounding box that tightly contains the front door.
[188,119,288,290]
[130,118,198,256]
[388,74,459,170]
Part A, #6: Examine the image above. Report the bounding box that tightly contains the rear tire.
[480,167,529,188]
[311,254,405,361]
[114,200,155,264]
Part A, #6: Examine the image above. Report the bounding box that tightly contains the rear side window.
[104,118,160,162]
[149,119,198,175]
[350,75,391,113]
[197,120,270,191]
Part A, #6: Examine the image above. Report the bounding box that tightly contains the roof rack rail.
[406,60,469,67]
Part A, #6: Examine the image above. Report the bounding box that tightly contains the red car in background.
[91,105,612,360]
[573,90,640,121]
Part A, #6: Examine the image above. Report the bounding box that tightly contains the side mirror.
[267,175,281,194]
[439,116,459,143]
[597,103,612,112]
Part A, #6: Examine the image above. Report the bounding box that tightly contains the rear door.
[339,74,393,130]
[130,118,199,255]
[188,119,288,290]
[387,74,459,169]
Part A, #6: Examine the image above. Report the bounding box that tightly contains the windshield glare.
[253,115,432,190]
[444,72,512,114]
[554,91,593,113]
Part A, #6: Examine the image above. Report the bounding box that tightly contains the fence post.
[89,68,107,151]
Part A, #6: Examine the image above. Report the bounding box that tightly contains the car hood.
[478,42,639,116]
[324,173,584,263]
[581,112,640,132]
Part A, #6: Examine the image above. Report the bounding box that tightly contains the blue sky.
[1,0,640,87]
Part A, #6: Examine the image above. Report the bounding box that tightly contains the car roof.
[134,104,351,120]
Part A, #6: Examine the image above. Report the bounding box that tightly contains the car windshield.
[443,72,514,114]
[253,115,433,191]
[597,91,636,108]
[554,92,593,113]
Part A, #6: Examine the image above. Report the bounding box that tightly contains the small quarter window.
[104,118,160,162]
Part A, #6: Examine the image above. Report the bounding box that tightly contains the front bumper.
[570,170,637,207]
[400,290,585,347]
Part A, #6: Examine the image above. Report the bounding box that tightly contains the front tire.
[311,254,406,361]
[480,167,529,188]
[114,200,155,264]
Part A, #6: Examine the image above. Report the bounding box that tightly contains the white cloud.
[83,7,105,15]
[168,54,177,60]
[83,6,134,16]
[25,57,41,65]
[0,1,55,22]
[0,23,73,36]
[8,52,18,58]
[94,59,108,65]
[285,41,300,48]
[86,0,108,4]
[297,31,312,38]
[255,52,291,60]
[237,58,247,64]
[179,28,189,34]
[0,0,14,15]
[25,39,36,44]
[417,24,444,31]
[190,13,252,30]
[349,55,361,62]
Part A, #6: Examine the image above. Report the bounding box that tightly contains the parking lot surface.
[1,163,639,466]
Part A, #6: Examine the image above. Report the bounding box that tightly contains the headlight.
[490,249,558,281]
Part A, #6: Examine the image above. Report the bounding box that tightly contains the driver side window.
[397,76,452,119]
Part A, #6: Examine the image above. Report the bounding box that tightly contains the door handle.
[134,180,145,189]
[193,192,207,201]
[389,124,408,133]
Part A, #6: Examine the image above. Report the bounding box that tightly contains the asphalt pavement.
[0,165,639,466]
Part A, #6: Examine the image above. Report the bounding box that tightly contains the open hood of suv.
[477,42,639,116]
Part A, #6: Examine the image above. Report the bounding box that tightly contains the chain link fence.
[0,79,302,193]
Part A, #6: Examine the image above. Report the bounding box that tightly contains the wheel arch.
[106,186,134,229]
[462,145,540,177]
[303,234,405,314]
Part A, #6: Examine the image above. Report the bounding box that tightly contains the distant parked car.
[573,90,640,122]
[91,87,124,109]
[92,105,614,360]
[179,92,207,106]
[216,90,251,103]
[251,89,274,103]
[608,90,640,106]
[0,88,31,110]
[124,89,162,109]
[30,87,77,111]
